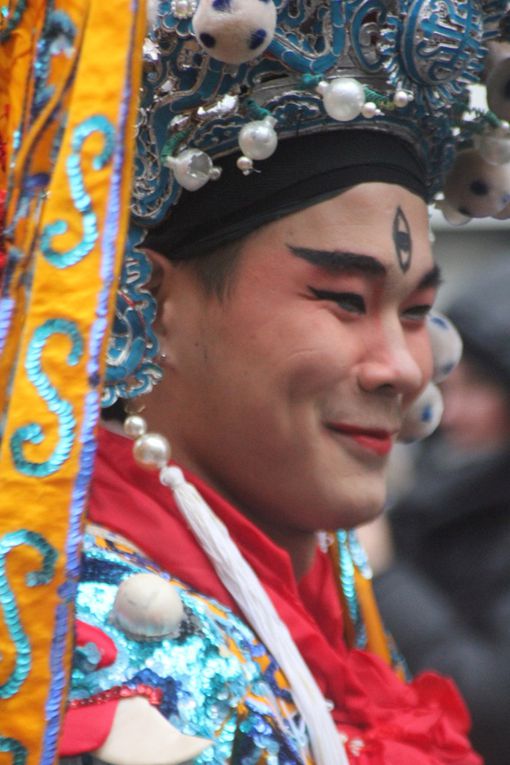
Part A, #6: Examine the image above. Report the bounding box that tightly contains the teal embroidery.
[10,319,84,477]
[0,738,27,765]
[0,531,57,699]
[40,115,115,268]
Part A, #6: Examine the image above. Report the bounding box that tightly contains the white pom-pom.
[485,41,510,121]
[436,198,471,226]
[192,0,277,65]
[111,573,184,640]
[399,383,444,443]
[443,149,510,219]
[427,312,463,383]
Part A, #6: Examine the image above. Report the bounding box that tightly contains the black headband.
[144,130,427,260]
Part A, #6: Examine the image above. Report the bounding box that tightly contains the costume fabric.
[374,444,510,765]
[62,429,481,765]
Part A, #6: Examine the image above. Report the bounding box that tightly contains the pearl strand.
[122,411,349,765]
[124,414,172,469]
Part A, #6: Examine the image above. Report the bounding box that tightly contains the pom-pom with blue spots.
[443,148,510,219]
[427,310,463,383]
[192,0,277,65]
[399,382,444,443]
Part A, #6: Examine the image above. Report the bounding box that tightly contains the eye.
[308,287,366,314]
[402,303,433,322]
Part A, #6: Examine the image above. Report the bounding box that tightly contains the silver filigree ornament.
[380,0,488,112]
[103,230,162,406]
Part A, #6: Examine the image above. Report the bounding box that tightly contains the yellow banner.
[0,2,145,763]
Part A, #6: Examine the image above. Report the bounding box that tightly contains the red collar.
[87,427,478,762]
[89,427,346,678]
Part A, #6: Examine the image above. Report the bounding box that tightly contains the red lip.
[327,423,395,457]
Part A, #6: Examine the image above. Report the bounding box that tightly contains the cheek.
[413,330,435,389]
[278,339,356,400]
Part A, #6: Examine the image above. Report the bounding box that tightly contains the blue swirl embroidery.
[40,115,115,268]
[0,1,28,42]
[0,531,57,699]
[10,319,84,477]
[0,738,27,765]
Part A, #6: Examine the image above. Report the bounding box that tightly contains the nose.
[357,322,429,399]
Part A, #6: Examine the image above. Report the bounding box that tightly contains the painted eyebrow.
[416,264,442,291]
[288,245,387,276]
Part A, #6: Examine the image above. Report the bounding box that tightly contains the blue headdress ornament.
[103,0,510,406]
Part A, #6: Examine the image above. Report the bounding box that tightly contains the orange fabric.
[0,4,145,764]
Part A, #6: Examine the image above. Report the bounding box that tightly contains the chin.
[326,478,387,530]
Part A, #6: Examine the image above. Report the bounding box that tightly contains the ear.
[143,249,179,364]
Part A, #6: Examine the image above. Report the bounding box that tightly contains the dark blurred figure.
[366,264,510,765]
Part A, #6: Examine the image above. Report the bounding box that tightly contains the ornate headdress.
[104,0,510,405]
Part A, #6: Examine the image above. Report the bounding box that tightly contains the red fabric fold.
[68,427,480,764]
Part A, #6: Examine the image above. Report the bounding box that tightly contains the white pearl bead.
[111,573,184,640]
[171,0,196,19]
[133,432,171,470]
[164,149,215,192]
[322,78,365,122]
[393,90,410,108]
[237,155,254,174]
[238,118,278,161]
[361,101,377,119]
[209,166,222,181]
[124,414,148,439]
[315,80,328,96]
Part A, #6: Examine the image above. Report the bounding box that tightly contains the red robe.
[63,427,481,765]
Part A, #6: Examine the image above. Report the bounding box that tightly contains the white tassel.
[160,466,349,765]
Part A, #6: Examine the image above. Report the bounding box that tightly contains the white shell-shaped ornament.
[111,573,184,640]
[93,696,211,765]
[443,149,510,218]
[164,149,217,192]
[427,312,463,383]
[399,383,444,443]
[192,0,277,65]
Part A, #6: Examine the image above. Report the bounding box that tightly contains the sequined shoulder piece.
[66,534,314,765]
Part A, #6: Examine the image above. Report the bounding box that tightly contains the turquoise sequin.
[0,531,57,699]
[40,116,115,269]
[337,530,367,650]
[71,536,310,765]
[0,1,27,42]
[10,319,83,477]
[0,737,27,765]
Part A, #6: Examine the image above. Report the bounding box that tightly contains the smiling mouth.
[326,423,395,457]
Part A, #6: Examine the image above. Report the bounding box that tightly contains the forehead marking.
[392,206,412,273]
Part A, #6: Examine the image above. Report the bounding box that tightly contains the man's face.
[155,182,438,537]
